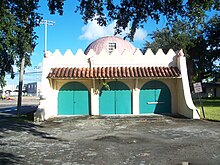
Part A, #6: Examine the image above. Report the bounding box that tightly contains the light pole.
[40,20,55,56]
[34,66,41,96]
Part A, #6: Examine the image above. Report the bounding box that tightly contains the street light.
[34,66,41,96]
[40,20,55,57]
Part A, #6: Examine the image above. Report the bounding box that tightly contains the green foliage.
[194,98,220,121]
[102,82,110,90]
[0,0,42,88]
[188,15,220,82]
[0,3,17,88]
[48,0,219,41]
[143,15,220,82]
[143,21,193,54]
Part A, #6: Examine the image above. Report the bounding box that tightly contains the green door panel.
[58,82,89,115]
[58,88,73,115]
[99,90,115,114]
[73,90,89,115]
[155,86,171,114]
[99,81,131,114]
[116,90,131,114]
[140,89,156,113]
[140,81,171,114]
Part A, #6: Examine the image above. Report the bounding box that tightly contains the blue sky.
[31,0,167,67]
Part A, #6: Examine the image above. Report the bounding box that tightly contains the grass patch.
[193,97,220,121]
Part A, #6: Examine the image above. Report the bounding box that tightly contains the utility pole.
[34,66,41,96]
[40,20,55,56]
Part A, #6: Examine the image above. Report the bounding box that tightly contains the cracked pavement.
[0,97,219,165]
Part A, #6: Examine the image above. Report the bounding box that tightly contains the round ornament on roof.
[84,36,136,55]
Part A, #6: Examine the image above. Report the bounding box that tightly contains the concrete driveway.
[0,114,219,165]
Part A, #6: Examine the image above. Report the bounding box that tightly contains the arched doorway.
[99,81,131,114]
[140,80,171,114]
[58,82,89,115]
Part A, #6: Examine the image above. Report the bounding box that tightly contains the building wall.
[45,78,180,117]
[205,87,220,98]
[26,82,37,96]
[177,51,200,119]
[192,85,220,98]
[38,48,199,119]
[217,87,220,97]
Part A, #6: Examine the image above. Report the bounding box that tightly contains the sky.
[32,0,167,65]
[5,0,168,86]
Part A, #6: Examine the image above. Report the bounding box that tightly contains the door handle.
[147,102,165,104]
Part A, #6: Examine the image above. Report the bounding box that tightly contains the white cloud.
[79,20,147,41]
[134,27,148,41]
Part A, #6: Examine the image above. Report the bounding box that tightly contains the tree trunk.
[17,55,25,117]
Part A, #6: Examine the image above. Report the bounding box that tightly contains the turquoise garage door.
[140,81,171,114]
[99,81,131,114]
[58,82,89,115]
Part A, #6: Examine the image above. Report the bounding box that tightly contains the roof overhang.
[47,66,181,80]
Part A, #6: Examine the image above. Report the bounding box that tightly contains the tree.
[143,15,220,83]
[0,3,17,88]
[189,15,220,82]
[142,21,192,54]
[48,0,219,41]
[0,0,41,115]
[0,1,41,88]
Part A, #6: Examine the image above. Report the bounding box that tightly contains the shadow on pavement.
[0,105,65,164]
[204,118,220,122]
[0,113,64,141]
[0,152,23,165]
[0,105,38,116]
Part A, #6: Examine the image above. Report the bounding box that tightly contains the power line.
[6,71,42,75]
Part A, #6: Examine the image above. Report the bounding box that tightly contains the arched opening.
[58,82,90,115]
[99,81,131,114]
[140,80,171,114]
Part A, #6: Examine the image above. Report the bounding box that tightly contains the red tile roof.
[47,66,181,79]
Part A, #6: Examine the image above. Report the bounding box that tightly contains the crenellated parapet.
[44,48,178,68]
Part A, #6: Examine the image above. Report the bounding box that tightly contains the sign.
[193,82,203,93]
[193,82,205,118]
